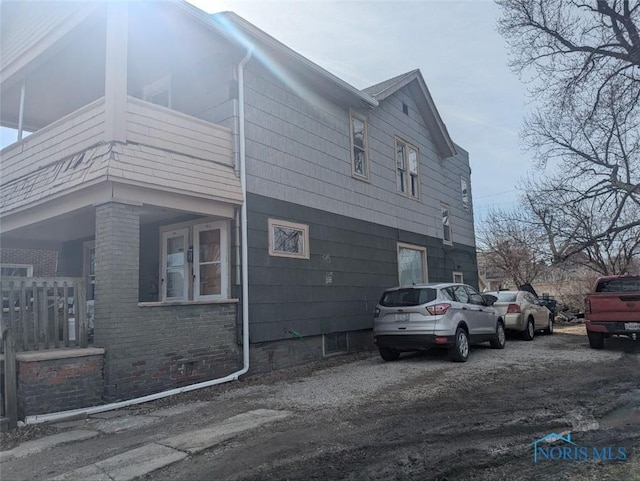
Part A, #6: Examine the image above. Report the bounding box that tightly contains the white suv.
[373,283,506,362]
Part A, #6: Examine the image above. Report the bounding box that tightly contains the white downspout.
[25,48,254,425]
[237,47,253,376]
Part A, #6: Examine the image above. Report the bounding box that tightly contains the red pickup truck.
[585,275,640,349]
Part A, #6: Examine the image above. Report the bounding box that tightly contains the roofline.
[168,1,377,108]
[369,70,456,157]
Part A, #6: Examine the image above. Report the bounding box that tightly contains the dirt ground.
[140,324,640,481]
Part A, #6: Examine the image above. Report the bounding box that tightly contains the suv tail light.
[506,303,521,314]
[427,303,451,316]
[374,307,380,318]
[585,299,591,314]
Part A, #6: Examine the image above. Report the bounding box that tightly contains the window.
[465,286,484,305]
[402,102,409,115]
[461,178,470,212]
[160,220,230,302]
[269,219,309,259]
[441,203,452,245]
[350,112,369,180]
[451,285,470,303]
[194,221,228,300]
[162,228,189,301]
[397,243,427,285]
[323,332,349,356]
[380,288,436,307]
[83,241,96,334]
[396,139,419,198]
[0,264,33,277]
[453,271,464,283]
[143,76,171,108]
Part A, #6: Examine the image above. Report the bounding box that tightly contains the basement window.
[323,332,348,356]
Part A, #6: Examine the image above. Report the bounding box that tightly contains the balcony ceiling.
[0,11,106,131]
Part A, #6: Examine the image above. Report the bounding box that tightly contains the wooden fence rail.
[1,278,88,352]
[2,326,18,430]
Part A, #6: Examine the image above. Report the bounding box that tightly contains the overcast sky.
[190,0,532,221]
[1,0,531,222]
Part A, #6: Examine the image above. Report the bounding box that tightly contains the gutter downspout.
[25,48,255,425]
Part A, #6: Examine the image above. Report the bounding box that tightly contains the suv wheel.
[522,317,535,341]
[543,316,554,335]
[449,328,469,362]
[379,347,400,362]
[490,321,506,349]
[587,331,605,350]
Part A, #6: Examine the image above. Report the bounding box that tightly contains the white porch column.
[104,2,128,143]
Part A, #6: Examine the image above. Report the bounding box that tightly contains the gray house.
[0,1,476,417]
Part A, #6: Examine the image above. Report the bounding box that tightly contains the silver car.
[373,283,506,362]
[485,290,553,340]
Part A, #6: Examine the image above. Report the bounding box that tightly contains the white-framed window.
[396,138,419,198]
[461,177,470,212]
[161,228,189,301]
[453,271,464,283]
[83,241,96,301]
[441,203,453,245]
[0,264,33,277]
[143,75,171,108]
[194,221,228,300]
[268,219,310,259]
[160,220,230,302]
[350,111,369,180]
[397,243,427,286]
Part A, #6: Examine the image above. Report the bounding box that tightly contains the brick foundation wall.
[16,349,104,419]
[249,329,374,374]
[100,302,241,402]
[0,248,58,276]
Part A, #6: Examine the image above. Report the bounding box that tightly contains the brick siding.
[0,248,58,276]
[93,202,241,402]
[17,352,104,418]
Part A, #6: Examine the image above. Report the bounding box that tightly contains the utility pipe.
[25,48,255,425]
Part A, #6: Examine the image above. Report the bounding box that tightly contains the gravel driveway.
[2,324,639,481]
[144,324,640,480]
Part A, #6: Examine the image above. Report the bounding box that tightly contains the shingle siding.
[247,193,478,343]
[243,61,476,248]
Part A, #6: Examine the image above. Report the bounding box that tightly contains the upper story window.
[396,139,419,198]
[461,177,470,212]
[350,112,369,180]
[442,203,452,245]
[269,219,310,259]
[143,76,172,108]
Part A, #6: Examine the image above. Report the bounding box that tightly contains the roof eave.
[167,1,377,109]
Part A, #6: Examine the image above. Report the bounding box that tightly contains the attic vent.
[402,102,409,115]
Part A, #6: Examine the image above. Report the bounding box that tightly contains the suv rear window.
[595,277,640,293]
[380,288,436,307]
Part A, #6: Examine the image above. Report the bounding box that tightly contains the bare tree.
[477,208,546,286]
[497,0,640,271]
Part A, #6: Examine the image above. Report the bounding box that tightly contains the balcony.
[0,96,241,219]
